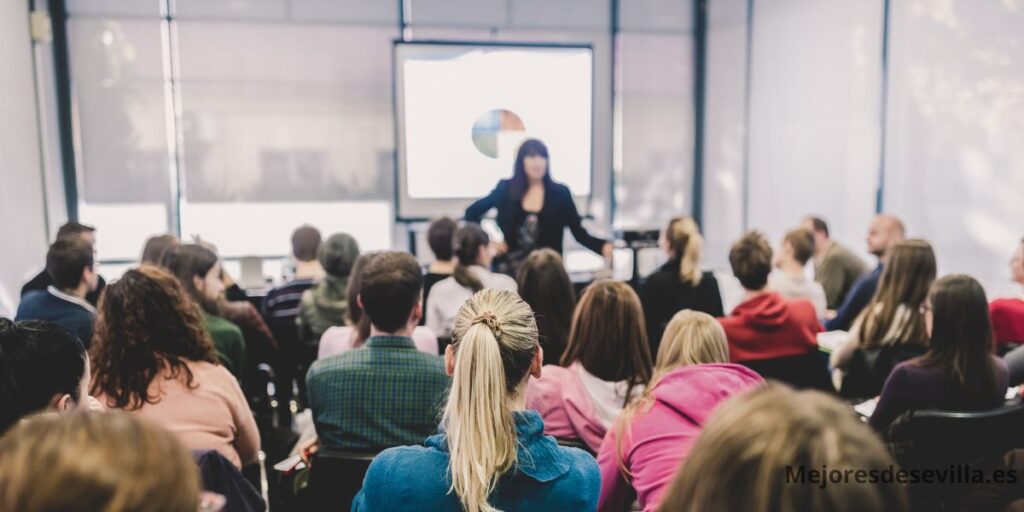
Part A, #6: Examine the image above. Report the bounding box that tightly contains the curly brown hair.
[90,265,218,410]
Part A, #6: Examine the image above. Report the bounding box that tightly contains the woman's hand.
[601,242,614,262]
[491,241,509,257]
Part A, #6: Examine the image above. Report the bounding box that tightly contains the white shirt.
[425,266,518,338]
[768,273,828,319]
[575,365,645,428]
[317,325,439,359]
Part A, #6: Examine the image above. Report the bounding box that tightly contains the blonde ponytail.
[666,217,704,287]
[446,289,539,512]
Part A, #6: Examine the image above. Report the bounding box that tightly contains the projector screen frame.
[392,39,597,222]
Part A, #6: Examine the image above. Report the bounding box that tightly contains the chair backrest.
[899,399,1024,466]
[740,351,833,392]
[840,345,926,400]
[193,450,266,512]
[305,449,378,511]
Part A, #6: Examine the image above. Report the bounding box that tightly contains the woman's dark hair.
[855,240,936,350]
[0,319,86,433]
[507,138,553,201]
[914,274,1001,406]
[561,279,652,406]
[452,224,490,293]
[346,252,378,346]
[161,244,220,314]
[516,249,575,366]
[140,234,180,265]
[427,217,458,262]
[90,265,218,410]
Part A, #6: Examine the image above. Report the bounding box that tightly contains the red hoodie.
[718,292,821,363]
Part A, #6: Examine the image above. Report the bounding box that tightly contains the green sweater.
[203,312,246,384]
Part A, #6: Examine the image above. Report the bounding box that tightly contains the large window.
[615,0,695,232]
[66,0,398,266]
[67,14,171,261]
[883,0,1024,298]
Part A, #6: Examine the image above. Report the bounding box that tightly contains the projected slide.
[395,42,593,218]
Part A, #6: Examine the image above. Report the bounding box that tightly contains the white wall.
[0,2,49,317]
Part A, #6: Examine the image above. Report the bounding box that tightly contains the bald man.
[824,214,905,331]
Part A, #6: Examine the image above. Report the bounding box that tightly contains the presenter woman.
[465,139,612,276]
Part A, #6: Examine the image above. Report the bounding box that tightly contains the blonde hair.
[666,217,704,287]
[446,289,539,512]
[659,384,908,512]
[0,411,200,512]
[613,310,729,479]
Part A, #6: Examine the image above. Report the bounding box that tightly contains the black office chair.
[890,399,1024,510]
[303,449,378,511]
[740,350,833,392]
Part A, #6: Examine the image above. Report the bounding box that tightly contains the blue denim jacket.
[351,410,600,511]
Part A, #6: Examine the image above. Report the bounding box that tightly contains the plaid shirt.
[306,336,450,451]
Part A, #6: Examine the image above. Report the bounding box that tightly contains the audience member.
[526,279,653,451]
[297,232,360,343]
[306,251,449,451]
[516,248,575,365]
[640,216,724,353]
[870,274,1008,432]
[319,253,439,358]
[991,237,1024,347]
[826,214,905,331]
[163,244,247,381]
[0,411,201,512]
[90,266,260,468]
[422,217,458,326]
[353,289,600,511]
[802,216,868,310]
[597,311,762,512]
[0,318,98,433]
[718,231,820,363]
[769,228,827,318]
[427,223,517,339]
[140,233,180,265]
[16,238,99,347]
[658,384,909,511]
[264,225,323,348]
[21,221,107,305]
[830,240,936,398]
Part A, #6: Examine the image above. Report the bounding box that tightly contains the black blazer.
[464,179,606,255]
[640,264,724,354]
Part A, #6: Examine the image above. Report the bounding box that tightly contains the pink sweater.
[596,364,763,512]
[98,360,260,468]
[525,363,640,452]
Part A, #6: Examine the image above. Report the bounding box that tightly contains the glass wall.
[65,0,696,270]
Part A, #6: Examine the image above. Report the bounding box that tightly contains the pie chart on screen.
[471,109,526,159]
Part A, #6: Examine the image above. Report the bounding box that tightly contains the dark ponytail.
[0,319,87,434]
[453,224,489,293]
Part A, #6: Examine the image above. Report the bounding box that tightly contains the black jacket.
[464,179,605,255]
[640,264,724,354]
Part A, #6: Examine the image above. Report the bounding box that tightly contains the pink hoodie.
[525,363,628,452]
[596,364,763,512]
